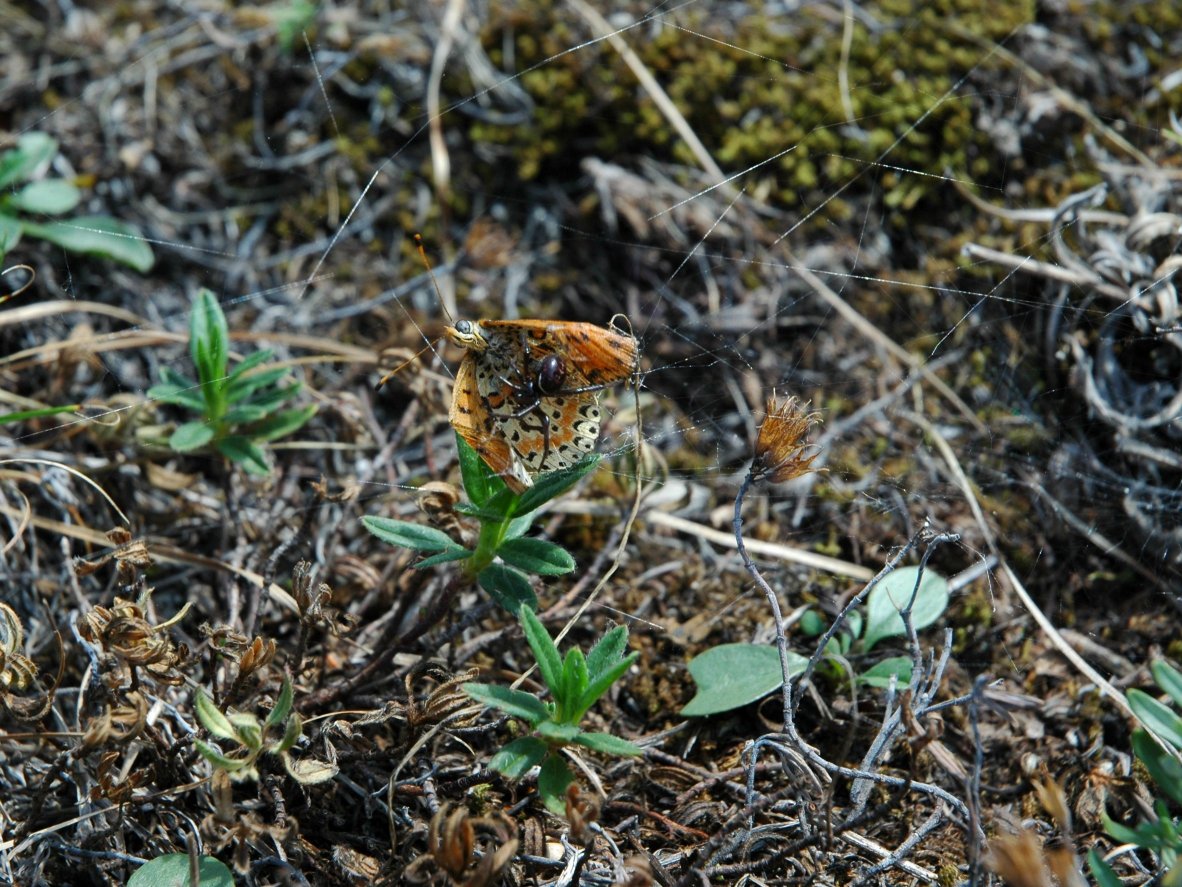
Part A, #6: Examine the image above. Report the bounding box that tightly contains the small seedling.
[363,432,594,612]
[0,133,154,271]
[682,565,949,716]
[1090,659,1182,886]
[193,679,337,785]
[462,605,641,815]
[147,289,316,475]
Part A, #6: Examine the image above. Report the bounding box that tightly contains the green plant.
[682,565,949,716]
[193,679,337,785]
[1090,659,1182,886]
[0,133,154,271]
[147,289,316,475]
[462,605,641,814]
[363,432,594,613]
[127,853,233,887]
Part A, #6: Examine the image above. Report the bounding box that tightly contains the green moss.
[464,0,1037,217]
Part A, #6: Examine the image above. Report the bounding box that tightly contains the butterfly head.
[445,319,489,353]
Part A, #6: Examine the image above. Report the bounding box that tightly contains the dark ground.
[2,1,1182,884]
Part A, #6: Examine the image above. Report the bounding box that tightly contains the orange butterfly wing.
[448,318,637,487]
[448,352,532,492]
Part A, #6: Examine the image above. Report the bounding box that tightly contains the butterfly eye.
[455,320,473,334]
[536,355,566,395]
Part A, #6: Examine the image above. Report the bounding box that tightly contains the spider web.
[3,7,1178,646]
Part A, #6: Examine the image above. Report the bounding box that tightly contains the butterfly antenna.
[376,235,453,389]
[415,233,455,324]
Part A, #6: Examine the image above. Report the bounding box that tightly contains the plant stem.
[733,468,794,730]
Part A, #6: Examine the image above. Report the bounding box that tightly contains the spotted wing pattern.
[447,319,637,491]
[447,349,534,491]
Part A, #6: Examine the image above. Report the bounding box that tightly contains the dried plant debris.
[972,149,1182,570]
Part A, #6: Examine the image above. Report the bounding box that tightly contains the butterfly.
[445,318,638,492]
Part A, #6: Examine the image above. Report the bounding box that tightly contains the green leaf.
[1087,849,1123,887]
[537,721,582,743]
[194,690,236,741]
[221,404,269,426]
[1132,729,1182,806]
[147,383,206,412]
[21,216,154,271]
[233,381,302,415]
[0,133,57,188]
[572,732,643,757]
[1153,660,1182,712]
[858,656,913,689]
[477,564,537,612]
[537,754,574,815]
[193,738,250,773]
[453,502,512,522]
[249,404,317,442]
[463,682,550,723]
[488,736,547,778]
[504,512,535,541]
[168,422,215,452]
[798,610,825,636]
[216,436,270,475]
[456,431,507,507]
[362,516,458,552]
[224,349,275,385]
[498,537,576,576]
[586,626,628,681]
[229,715,262,751]
[0,404,80,424]
[573,651,638,722]
[1101,809,1146,845]
[128,853,234,887]
[520,605,563,697]
[0,214,21,260]
[846,608,864,641]
[681,643,807,717]
[413,548,473,569]
[861,566,949,652]
[190,290,228,387]
[561,649,590,712]
[266,680,294,730]
[158,366,198,389]
[1129,689,1182,750]
[514,455,600,516]
[273,711,301,754]
[10,179,80,215]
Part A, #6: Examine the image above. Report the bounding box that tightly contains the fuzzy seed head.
[751,395,822,484]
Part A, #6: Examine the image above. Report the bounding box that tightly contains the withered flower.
[564,784,601,844]
[750,395,822,484]
[0,603,63,721]
[81,690,149,748]
[73,528,153,585]
[0,603,36,692]
[416,804,518,887]
[79,591,191,686]
[417,481,466,541]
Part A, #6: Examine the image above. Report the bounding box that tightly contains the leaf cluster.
[462,606,641,814]
[147,289,317,475]
[682,565,950,716]
[193,679,337,786]
[1091,660,1182,886]
[0,133,154,271]
[363,433,593,612]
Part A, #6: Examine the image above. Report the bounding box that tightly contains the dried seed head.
[751,395,822,484]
